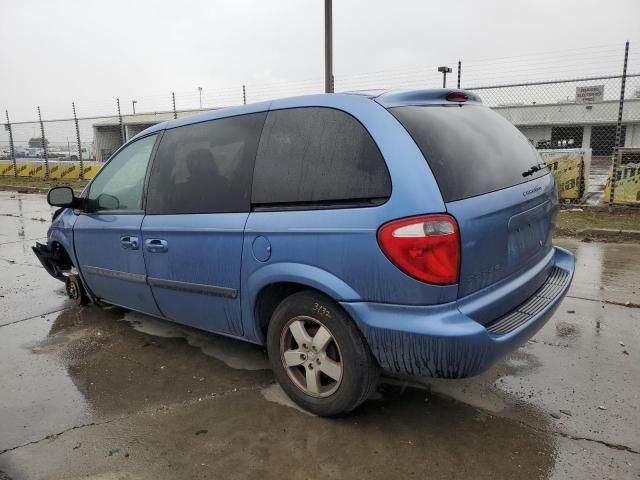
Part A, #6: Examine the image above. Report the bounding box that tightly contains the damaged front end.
[32,241,73,281]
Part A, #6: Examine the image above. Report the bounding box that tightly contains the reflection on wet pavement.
[0,192,638,480]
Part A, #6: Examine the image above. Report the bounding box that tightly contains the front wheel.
[267,291,378,416]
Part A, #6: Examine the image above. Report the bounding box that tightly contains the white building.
[92,98,640,162]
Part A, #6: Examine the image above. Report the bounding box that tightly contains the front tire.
[66,274,90,306]
[266,291,378,416]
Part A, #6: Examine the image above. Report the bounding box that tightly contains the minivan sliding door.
[142,112,266,337]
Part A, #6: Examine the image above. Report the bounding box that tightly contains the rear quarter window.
[252,107,391,207]
[390,105,547,202]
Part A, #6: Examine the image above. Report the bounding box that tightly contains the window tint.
[87,134,157,212]
[252,107,391,206]
[390,105,548,202]
[146,113,266,214]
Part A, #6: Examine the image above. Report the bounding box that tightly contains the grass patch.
[556,207,640,238]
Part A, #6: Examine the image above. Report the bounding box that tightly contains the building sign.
[575,85,604,104]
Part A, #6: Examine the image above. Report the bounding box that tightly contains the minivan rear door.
[390,104,556,312]
[141,112,266,337]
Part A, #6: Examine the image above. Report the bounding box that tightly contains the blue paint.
[38,88,575,381]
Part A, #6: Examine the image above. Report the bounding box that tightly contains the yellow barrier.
[0,161,102,179]
[82,163,101,179]
[49,163,80,179]
[29,163,48,178]
[16,163,34,177]
[544,156,583,200]
[538,149,591,201]
[604,165,640,205]
[0,162,16,176]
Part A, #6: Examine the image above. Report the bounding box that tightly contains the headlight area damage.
[32,242,72,280]
[32,242,90,306]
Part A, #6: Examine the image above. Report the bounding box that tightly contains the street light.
[131,100,137,115]
[198,86,203,109]
[438,66,452,88]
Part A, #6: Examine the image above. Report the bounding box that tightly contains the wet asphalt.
[0,191,638,480]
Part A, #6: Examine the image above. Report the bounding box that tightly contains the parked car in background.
[34,89,575,416]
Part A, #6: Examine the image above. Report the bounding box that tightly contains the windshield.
[390,105,548,202]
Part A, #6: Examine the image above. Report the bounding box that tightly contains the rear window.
[390,105,547,202]
[252,107,391,207]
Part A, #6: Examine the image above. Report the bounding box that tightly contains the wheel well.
[255,282,320,340]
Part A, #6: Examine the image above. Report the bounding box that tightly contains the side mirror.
[47,187,76,208]
[96,193,120,211]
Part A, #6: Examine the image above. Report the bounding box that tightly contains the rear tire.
[266,290,378,416]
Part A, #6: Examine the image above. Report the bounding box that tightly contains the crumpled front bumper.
[341,246,575,379]
[32,242,67,281]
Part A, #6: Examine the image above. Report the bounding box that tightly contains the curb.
[577,228,640,240]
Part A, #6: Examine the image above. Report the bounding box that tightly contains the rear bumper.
[341,246,574,379]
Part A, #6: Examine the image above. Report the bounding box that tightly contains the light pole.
[131,100,137,115]
[198,86,203,109]
[324,0,333,93]
[438,66,452,88]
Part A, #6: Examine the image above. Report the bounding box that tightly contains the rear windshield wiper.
[522,163,548,177]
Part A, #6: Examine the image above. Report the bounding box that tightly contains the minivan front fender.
[242,262,362,343]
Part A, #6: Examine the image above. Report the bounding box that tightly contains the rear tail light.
[377,214,460,285]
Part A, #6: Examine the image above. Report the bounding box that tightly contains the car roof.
[137,88,482,138]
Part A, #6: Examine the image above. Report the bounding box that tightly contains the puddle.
[122,311,269,371]
[260,383,316,416]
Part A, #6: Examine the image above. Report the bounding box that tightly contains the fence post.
[37,106,49,179]
[116,98,124,146]
[5,110,17,178]
[457,60,462,89]
[242,85,247,105]
[172,92,177,119]
[608,41,629,211]
[72,102,83,180]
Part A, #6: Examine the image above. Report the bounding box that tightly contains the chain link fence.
[466,73,640,206]
[2,43,639,206]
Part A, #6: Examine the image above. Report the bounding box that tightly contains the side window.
[252,107,391,206]
[146,113,267,215]
[87,134,157,212]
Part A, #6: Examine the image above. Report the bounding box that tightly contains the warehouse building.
[92,97,640,162]
[92,109,212,161]
[495,98,640,157]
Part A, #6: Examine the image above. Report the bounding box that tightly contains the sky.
[1,0,640,123]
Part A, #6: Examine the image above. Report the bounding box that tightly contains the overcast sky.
[1,0,639,122]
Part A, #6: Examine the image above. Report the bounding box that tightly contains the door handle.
[120,236,139,250]
[145,239,168,253]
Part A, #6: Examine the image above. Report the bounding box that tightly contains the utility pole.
[198,87,203,109]
[242,85,247,105]
[324,0,333,93]
[457,60,462,89]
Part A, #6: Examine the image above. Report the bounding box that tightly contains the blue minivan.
[34,89,575,416]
